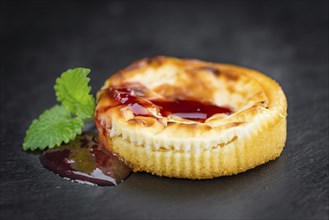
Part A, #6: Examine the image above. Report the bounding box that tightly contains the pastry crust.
[95,56,287,179]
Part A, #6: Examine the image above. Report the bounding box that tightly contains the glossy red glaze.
[108,86,232,122]
[152,99,232,122]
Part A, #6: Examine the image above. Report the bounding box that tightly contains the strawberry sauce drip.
[108,86,232,122]
[152,99,232,122]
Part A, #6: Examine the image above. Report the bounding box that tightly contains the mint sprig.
[23,68,95,151]
[54,68,95,119]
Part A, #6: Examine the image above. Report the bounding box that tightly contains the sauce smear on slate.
[40,132,132,186]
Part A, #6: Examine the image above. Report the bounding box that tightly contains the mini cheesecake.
[95,56,287,179]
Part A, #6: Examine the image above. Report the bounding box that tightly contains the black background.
[1,1,328,219]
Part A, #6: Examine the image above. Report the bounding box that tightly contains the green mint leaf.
[54,68,95,119]
[23,105,84,151]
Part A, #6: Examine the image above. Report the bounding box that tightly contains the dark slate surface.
[1,1,328,219]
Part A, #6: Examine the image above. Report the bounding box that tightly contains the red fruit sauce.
[108,86,232,122]
[40,133,132,186]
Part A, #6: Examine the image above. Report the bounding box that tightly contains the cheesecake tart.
[95,56,287,179]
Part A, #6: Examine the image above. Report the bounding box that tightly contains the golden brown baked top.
[95,56,287,152]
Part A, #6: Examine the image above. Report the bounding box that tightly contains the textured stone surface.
[1,1,328,219]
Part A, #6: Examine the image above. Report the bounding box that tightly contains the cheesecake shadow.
[120,158,285,200]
